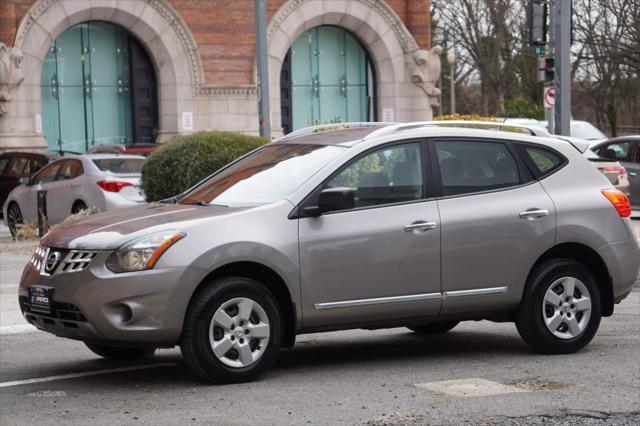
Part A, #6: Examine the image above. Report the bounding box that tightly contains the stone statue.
[408,45,442,107]
[0,43,25,116]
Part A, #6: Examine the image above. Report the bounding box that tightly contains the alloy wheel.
[7,204,23,236]
[542,276,592,339]
[208,297,271,368]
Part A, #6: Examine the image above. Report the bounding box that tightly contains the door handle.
[519,209,549,220]
[404,221,437,233]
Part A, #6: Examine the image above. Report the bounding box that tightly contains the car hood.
[40,203,250,250]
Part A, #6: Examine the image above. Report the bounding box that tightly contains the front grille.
[59,250,97,274]
[19,296,87,322]
[29,246,97,276]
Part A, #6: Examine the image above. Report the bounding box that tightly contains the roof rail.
[363,120,553,140]
[278,122,383,142]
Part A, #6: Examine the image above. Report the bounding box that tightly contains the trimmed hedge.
[141,131,268,202]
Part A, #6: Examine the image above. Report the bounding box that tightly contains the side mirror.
[303,187,355,217]
[19,176,31,186]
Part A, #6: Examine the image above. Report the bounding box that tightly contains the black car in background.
[591,136,640,213]
[0,152,50,210]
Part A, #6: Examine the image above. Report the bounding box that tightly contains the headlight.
[106,230,186,273]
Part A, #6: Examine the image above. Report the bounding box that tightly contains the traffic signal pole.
[254,0,271,139]
[552,0,571,136]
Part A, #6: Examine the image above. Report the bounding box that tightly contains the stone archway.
[5,0,202,150]
[266,0,440,136]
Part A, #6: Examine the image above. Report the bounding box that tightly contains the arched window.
[41,21,158,153]
[280,26,376,134]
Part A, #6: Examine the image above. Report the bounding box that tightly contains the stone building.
[0,0,440,153]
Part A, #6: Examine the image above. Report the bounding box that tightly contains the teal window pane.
[287,25,373,132]
[55,25,85,87]
[58,86,88,152]
[40,84,60,150]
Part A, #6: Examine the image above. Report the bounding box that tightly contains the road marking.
[0,363,179,388]
[0,324,38,335]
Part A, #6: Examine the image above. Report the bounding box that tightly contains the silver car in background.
[3,154,145,236]
[18,123,639,384]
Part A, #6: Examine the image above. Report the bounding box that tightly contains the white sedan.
[3,154,146,237]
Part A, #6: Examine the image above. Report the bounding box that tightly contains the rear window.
[92,158,144,174]
[519,145,566,177]
[435,141,521,196]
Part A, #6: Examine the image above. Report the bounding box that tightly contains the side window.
[436,141,520,196]
[58,160,83,180]
[596,142,632,161]
[326,142,423,208]
[634,142,640,163]
[522,146,565,176]
[0,157,9,174]
[7,157,29,176]
[32,162,62,184]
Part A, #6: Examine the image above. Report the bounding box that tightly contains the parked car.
[590,136,639,213]
[88,143,158,157]
[3,154,146,236]
[538,120,607,141]
[18,123,639,384]
[0,152,49,210]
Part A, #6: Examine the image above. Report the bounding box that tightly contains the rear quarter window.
[518,145,566,178]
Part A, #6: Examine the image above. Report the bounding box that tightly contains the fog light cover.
[106,230,185,273]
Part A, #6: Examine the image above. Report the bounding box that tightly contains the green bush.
[141,131,268,202]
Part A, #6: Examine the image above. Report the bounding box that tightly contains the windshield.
[178,144,344,206]
[571,123,606,140]
[93,158,145,174]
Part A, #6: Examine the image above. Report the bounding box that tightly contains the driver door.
[298,141,442,328]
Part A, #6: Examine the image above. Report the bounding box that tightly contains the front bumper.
[19,250,195,347]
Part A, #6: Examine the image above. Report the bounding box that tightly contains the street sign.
[543,86,555,108]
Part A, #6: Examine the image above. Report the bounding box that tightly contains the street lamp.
[446,52,456,115]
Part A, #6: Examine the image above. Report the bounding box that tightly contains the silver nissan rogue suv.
[20,122,639,384]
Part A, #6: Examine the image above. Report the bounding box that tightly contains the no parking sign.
[543,86,555,108]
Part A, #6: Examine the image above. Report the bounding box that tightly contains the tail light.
[603,166,627,176]
[97,180,132,193]
[602,189,631,217]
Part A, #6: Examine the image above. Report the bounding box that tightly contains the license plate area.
[28,286,53,314]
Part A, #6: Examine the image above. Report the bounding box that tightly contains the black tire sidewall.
[8,203,22,237]
[183,277,283,383]
[518,260,602,354]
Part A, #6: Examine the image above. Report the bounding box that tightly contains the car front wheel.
[180,276,283,384]
[516,259,601,354]
[7,202,23,238]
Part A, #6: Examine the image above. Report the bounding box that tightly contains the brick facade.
[0,0,438,152]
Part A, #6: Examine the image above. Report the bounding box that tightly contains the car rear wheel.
[7,202,23,238]
[516,259,601,354]
[72,200,88,214]
[84,342,154,360]
[409,321,459,334]
[180,276,283,384]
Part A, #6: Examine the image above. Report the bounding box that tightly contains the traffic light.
[538,57,554,82]
[528,0,548,46]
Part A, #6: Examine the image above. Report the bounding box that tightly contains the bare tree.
[431,0,525,116]
[573,0,640,135]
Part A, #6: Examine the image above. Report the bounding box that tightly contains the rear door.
[48,159,84,220]
[433,139,557,314]
[20,161,63,224]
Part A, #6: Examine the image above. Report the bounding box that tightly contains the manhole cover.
[413,378,530,397]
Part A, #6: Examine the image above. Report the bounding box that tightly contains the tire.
[409,321,459,335]
[516,259,601,354]
[7,202,23,238]
[180,276,283,384]
[72,200,87,214]
[84,342,154,360]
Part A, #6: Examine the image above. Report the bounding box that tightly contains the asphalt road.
[1,221,639,425]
